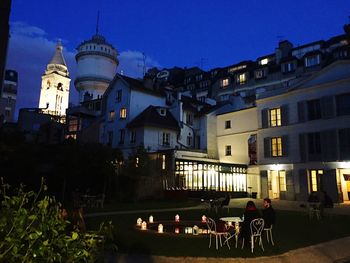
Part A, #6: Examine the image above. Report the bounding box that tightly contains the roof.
[127,106,180,131]
[49,42,67,66]
[121,75,165,97]
[77,34,116,50]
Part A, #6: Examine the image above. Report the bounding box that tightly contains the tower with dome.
[38,41,71,117]
[75,30,119,102]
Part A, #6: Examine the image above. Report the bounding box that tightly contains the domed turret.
[75,33,118,102]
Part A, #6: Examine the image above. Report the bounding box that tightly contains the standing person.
[262,198,276,228]
[240,200,260,242]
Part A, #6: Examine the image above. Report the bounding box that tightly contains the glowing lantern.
[193,225,199,235]
[227,221,232,227]
[175,227,180,234]
[137,218,142,226]
[149,215,154,223]
[175,214,180,222]
[158,224,163,233]
[201,215,207,223]
[141,221,147,230]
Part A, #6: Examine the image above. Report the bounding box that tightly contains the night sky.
[6,0,350,118]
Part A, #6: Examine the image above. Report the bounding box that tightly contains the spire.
[96,11,100,35]
[49,41,67,66]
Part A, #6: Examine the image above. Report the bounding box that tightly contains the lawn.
[85,207,350,258]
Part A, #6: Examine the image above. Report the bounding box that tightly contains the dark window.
[130,131,136,144]
[225,145,231,156]
[119,129,125,144]
[107,131,113,146]
[339,128,350,160]
[187,136,192,146]
[282,62,295,73]
[336,93,350,116]
[225,120,231,129]
[308,132,321,154]
[162,132,170,146]
[116,90,122,102]
[307,99,321,120]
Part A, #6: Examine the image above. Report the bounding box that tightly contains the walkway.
[86,198,350,263]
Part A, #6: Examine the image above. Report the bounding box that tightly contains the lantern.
[193,225,199,235]
[201,215,207,223]
[227,221,232,227]
[141,221,147,230]
[136,218,142,226]
[149,215,154,223]
[175,227,180,234]
[158,224,163,233]
[175,214,180,222]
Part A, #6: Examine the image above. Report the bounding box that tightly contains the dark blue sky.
[7,0,350,115]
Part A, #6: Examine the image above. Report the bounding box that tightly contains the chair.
[307,202,321,220]
[264,224,274,246]
[206,217,232,250]
[220,195,231,213]
[95,194,105,208]
[241,218,265,253]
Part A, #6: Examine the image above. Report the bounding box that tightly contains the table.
[220,217,244,248]
[201,198,224,213]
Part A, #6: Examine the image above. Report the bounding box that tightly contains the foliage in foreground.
[0,178,116,263]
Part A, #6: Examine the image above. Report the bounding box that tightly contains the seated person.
[262,198,275,228]
[220,194,230,208]
[240,201,260,241]
[322,191,334,208]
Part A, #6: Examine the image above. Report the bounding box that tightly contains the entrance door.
[268,170,279,199]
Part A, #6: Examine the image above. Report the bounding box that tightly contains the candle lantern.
[175,214,180,222]
[193,225,199,235]
[227,221,232,227]
[201,215,207,223]
[137,218,142,226]
[141,221,147,230]
[149,215,154,223]
[158,224,164,233]
[175,227,180,234]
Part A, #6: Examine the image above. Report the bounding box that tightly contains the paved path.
[86,198,350,263]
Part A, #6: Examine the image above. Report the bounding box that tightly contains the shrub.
[0,178,116,262]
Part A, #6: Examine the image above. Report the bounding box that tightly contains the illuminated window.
[108,110,115,121]
[310,170,323,192]
[136,157,139,168]
[271,137,282,157]
[260,58,269,65]
[162,132,170,146]
[225,120,231,129]
[120,108,127,119]
[279,170,286,191]
[162,154,166,170]
[236,73,246,85]
[221,78,229,88]
[225,145,231,156]
[269,108,281,127]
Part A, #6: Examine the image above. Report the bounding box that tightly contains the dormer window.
[221,78,229,88]
[305,54,320,67]
[159,108,166,116]
[259,58,269,65]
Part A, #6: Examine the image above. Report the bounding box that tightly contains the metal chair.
[206,217,232,250]
[308,202,321,220]
[241,218,265,253]
[264,224,274,246]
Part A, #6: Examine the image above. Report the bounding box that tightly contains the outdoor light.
[201,215,207,223]
[141,221,147,230]
[158,224,163,233]
[175,214,180,222]
[175,227,180,234]
[193,225,199,235]
[137,218,142,226]
[186,227,193,234]
[227,221,232,226]
[149,215,154,223]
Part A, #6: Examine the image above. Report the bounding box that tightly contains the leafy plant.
[0,178,116,263]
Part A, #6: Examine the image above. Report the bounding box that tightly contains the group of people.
[239,198,275,241]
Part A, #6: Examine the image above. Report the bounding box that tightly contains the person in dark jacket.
[262,198,276,228]
[240,200,260,240]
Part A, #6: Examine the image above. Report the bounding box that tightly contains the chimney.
[275,40,293,64]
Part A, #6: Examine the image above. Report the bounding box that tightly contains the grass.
[85,207,350,258]
[84,199,200,213]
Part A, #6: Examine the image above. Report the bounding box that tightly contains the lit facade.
[38,42,70,117]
